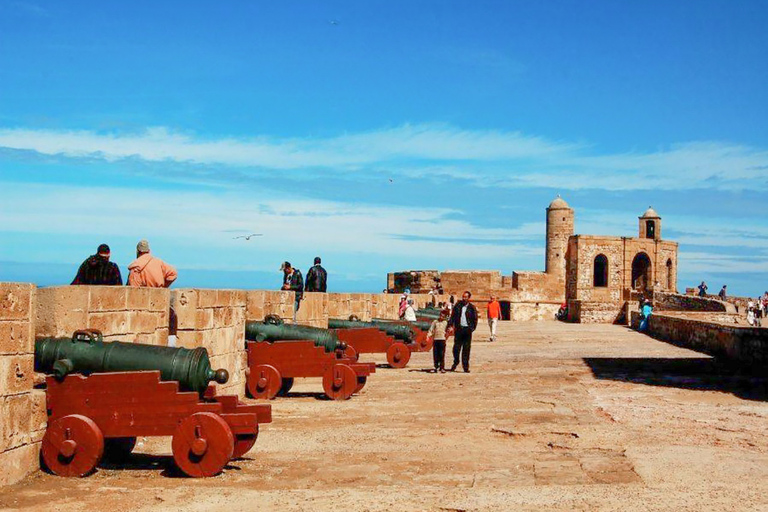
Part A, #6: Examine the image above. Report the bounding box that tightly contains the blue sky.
[1,1,767,296]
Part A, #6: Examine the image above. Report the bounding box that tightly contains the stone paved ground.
[2,321,768,511]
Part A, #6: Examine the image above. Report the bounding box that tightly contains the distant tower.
[639,206,661,240]
[546,195,575,279]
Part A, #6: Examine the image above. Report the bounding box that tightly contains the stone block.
[176,330,205,349]
[0,355,34,397]
[35,286,88,338]
[129,311,160,333]
[0,442,39,487]
[195,309,214,330]
[216,290,233,307]
[231,290,247,307]
[88,286,127,312]
[213,307,233,328]
[0,321,34,355]
[198,289,217,309]
[0,283,34,321]
[0,393,33,452]
[172,289,198,329]
[147,288,170,312]
[245,290,265,320]
[126,287,151,310]
[87,312,131,336]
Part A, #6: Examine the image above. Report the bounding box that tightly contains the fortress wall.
[631,311,768,368]
[0,283,45,487]
[653,291,735,313]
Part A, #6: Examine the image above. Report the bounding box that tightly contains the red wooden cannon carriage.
[246,340,375,400]
[333,327,418,368]
[41,371,271,478]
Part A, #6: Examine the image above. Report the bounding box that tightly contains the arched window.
[593,254,608,287]
[646,220,656,239]
[666,258,673,290]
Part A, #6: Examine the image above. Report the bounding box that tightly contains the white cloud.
[3,124,767,191]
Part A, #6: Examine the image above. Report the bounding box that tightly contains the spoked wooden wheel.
[232,425,259,459]
[247,364,282,399]
[386,342,411,368]
[277,377,294,396]
[41,414,104,477]
[322,364,358,400]
[354,376,367,393]
[103,437,137,463]
[172,412,234,477]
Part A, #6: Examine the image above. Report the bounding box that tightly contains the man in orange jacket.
[127,239,178,288]
[487,294,501,342]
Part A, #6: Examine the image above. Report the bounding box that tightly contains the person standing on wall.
[304,256,327,293]
[127,240,177,288]
[448,291,477,373]
[718,285,727,301]
[486,294,501,342]
[698,281,708,297]
[71,243,123,285]
[280,261,304,323]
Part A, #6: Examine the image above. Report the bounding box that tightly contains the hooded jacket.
[127,253,178,288]
[71,254,123,285]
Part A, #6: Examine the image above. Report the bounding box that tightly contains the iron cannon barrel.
[328,318,417,343]
[34,331,228,395]
[415,307,441,319]
[244,322,344,353]
[371,318,432,332]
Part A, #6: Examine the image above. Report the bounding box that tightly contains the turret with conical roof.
[545,195,574,279]
[639,206,661,240]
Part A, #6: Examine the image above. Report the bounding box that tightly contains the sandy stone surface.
[2,321,767,511]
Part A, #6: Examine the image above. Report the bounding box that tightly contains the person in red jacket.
[486,295,501,342]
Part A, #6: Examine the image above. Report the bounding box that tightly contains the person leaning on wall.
[71,243,123,285]
[127,239,177,288]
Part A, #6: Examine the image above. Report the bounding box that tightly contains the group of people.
[697,281,728,301]
[747,294,768,327]
[72,241,177,288]
[397,291,502,374]
[279,257,328,321]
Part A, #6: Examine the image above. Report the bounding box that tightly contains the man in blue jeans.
[448,291,478,373]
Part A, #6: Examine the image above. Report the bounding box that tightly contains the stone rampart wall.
[653,291,735,313]
[631,311,768,368]
[568,300,625,324]
[0,283,46,487]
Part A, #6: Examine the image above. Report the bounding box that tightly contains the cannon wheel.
[322,364,358,400]
[41,414,104,477]
[247,364,282,400]
[232,425,259,459]
[277,377,294,396]
[103,437,137,462]
[386,342,411,368]
[172,412,234,477]
[354,376,367,393]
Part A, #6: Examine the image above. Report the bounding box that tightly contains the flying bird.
[233,234,263,240]
[329,19,339,25]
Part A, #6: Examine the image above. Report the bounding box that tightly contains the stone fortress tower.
[545,196,575,282]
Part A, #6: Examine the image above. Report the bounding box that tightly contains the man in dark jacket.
[305,256,328,292]
[447,290,478,373]
[71,244,123,285]
[280,261,304,323]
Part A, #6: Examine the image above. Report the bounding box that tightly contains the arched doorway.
[631,253,652,292]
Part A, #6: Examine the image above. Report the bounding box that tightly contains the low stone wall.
[660,311,744,325]
[36,286,170,345]
[508,302,561,322]
[631,311,768,368]
[0,283,46,487]
[568,300,624,324]
[653,291,735,313]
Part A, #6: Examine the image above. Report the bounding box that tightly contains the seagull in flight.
[233,234,264,240]
[329,19,339,26]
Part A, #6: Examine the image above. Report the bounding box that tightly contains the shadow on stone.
[583,357,768,402]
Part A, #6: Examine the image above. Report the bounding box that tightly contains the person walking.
[718,285,727,301]
[427,309,450,373]
[280,261,304,323]
[71,243,123,285]
[448,291,477,373]
[698,281,708,297]
[304,256,327,293]
[403,299,417,322]
[638,299,653,332]
[127,240,177,288]
[486,295,501,342]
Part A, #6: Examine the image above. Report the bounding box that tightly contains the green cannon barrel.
[371,318,432,332]
[415,307,442,320]
[328,318,417,343]
[34,330,228,395]
[245,321,345,353]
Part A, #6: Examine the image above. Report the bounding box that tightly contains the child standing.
[427,310,450,373]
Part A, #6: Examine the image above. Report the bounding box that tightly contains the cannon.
[246,340,375,400]
[245,319,351,355]
[416,306,442,320]
[36,330,271,478]
[372,317,432,332]
[35,329,228,395]
[329,318,417,343]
